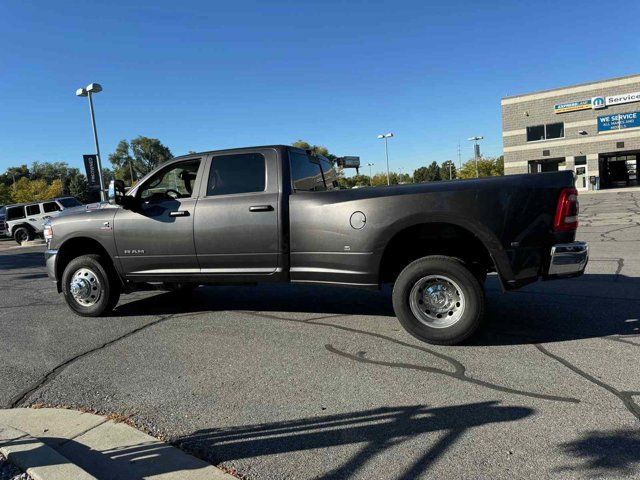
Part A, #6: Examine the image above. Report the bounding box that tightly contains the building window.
[546,122,564,139]
[526,125,545,142]
[526,122,564,142]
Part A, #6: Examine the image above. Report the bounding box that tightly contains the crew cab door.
[113,157,203,276]
[194,149,281,278]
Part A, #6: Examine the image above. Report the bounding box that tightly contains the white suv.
[5,197,83,244]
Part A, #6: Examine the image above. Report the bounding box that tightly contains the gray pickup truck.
[44,145,588,345]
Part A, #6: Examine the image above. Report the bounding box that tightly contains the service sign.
[554,99,592,114]
[606,91,640,107]
[597,111,640,132]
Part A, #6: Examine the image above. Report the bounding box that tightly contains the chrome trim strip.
[290,267,368,275]
[130,267,281,275]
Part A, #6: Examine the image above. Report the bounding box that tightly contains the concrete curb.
[0,408,236,479]
[0,424,95,480]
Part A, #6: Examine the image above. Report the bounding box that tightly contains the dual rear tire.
[392,256,485,345]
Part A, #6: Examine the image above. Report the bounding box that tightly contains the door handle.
[169,210,190,217]
[249,205,274,212]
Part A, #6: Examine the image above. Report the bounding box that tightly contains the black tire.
[62,254,121,317]
[13,226,32,245]
[392,255,485,345]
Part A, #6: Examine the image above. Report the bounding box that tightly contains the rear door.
[194,148,281,277]
[114,157,203,276]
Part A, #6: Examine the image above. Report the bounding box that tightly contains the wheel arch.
[378,217,507,285]
[55,237,121,292]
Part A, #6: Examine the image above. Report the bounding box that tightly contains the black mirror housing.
[108,180,127,207]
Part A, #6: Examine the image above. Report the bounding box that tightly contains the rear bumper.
[45,249,58,281]
[546,241,588,278]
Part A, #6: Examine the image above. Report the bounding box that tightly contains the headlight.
[43,224,53,241]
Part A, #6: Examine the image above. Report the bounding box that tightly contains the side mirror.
[108,180,127,207]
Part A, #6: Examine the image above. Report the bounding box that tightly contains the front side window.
[139,159,201,201]
[26,204,41,216]
[290,152,325,191]
[6,206,25,221]
[43,202,61,213]
[206,153,266,196]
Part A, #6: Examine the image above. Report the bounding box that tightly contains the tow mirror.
[108,180,126,207]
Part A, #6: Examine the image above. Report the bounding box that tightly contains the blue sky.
[1,0,639,177]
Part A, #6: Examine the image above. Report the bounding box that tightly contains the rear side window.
[6,206,25,221]
[43,202,61,213]
[26,204,41,216]
[206,153,266,196]
[290,152,325,191]
[318,157,338,191]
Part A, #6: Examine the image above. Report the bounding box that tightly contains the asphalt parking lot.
[1,189,639,480]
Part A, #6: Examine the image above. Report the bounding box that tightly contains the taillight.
[553,187,579,232]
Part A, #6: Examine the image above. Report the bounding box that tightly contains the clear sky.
[1,0,639,176]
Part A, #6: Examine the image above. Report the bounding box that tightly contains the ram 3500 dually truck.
[44,145,588,345]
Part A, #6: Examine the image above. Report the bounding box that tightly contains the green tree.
[67,174,90,203]
[425,161,442,181]
[339,174,371,189]
[440,160,457,180]
[0,165,30,187]
[458,156,504,179]
[0,184,12,204]
[292,140,335,160]
[413,166,428,183]
[11,178,62,203]
[109,136,173,184]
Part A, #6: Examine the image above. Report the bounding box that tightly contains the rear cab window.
[290,151,338,192]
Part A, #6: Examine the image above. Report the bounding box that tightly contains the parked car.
[5,197,83,244]
[44,145,587,345]
[0,206,6,237]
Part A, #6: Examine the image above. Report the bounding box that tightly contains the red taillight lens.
[553,187,579,232]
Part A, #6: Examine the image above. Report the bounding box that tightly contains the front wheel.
[392,256,485,345]
[62,254,120,317]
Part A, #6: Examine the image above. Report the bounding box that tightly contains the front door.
[114,158,203,276]
[194,150,281,277]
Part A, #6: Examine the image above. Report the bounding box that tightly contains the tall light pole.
[446,160,453,180]
[468,136,483,178]
[367,163,374,186]
[377,133,394,186]
[76,83,106,201]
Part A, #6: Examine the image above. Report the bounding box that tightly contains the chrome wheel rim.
[409,275,465,328]
[69,268,102,307]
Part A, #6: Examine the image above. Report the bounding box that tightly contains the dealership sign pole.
[76,83,106,201]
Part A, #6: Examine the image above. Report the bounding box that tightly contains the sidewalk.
[581,185,640,195]
[0,408,235,480]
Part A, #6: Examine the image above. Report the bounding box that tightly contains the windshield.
[58,197,82,208]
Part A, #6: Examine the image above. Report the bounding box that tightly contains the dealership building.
[502,74,640,190]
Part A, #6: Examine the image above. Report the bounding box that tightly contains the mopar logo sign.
[591,96,606,109]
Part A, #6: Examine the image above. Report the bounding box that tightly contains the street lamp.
[367,163,374,186]
[76,83,106,201]
[377,133,394,186]
[468,136,483,178]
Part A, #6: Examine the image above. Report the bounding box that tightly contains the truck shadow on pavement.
[114,274,640,346]
[176,401,533,479]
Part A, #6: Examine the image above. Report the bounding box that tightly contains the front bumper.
[546,242,588,278]
[45,249,58,281]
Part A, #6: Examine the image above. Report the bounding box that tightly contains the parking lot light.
[76,83,106,201]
